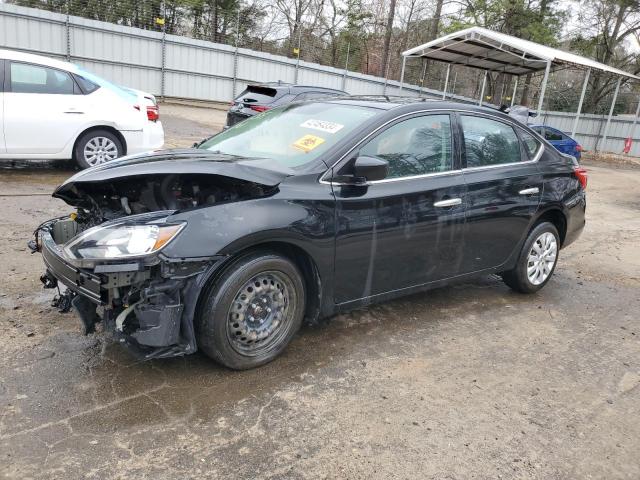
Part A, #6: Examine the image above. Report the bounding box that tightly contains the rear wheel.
[502,222,560,294]
[196,252,305,370]
[74,129,123,169]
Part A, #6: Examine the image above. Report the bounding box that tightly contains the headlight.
[63,221,185,260]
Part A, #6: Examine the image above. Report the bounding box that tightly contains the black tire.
[501,222,560,294]
[196,252,306,370]
[73,129,123,169]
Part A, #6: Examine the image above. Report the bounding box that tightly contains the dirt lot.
[1,105,639,479]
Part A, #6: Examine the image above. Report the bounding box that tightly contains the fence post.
[65,6,71,61]
[341,42,350,91]
[160,25,166,99]
[232,9,240,98]
[294,25,302,84]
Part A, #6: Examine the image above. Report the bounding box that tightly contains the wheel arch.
[72,125,128,159]
[197,240,323,326]
[532,207,568,246]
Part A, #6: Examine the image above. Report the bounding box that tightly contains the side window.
[10,62,74,94]
[460,115,522,168]
[520,130,542,159]
[360,114,453,179]
[544,129,564,141]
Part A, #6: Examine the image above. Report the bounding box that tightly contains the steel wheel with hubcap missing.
[196,252,306,370]
[226,271,295,357]
[526,231,558,285]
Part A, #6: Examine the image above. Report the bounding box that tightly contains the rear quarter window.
[520,130,542,159]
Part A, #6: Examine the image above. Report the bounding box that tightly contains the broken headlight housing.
[63,216,185,260]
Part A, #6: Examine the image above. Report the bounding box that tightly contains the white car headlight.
[63,221,185,260]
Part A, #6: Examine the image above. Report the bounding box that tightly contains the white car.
[0,49,164,168]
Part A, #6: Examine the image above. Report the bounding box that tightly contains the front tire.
[196,252,306,370]
[502,222,560,294]
[74,129,123,169]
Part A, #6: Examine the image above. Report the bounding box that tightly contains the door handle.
[64,110,85,114]
[434,198,462,208]
[519,187,540,195]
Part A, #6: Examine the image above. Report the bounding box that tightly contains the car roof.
[320,96,528,120]
[0,48,75,72]
[248,82,347,95]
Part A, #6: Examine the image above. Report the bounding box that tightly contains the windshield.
[199,102,378,168]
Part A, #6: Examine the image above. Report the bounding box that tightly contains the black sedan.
[32,97,587,369]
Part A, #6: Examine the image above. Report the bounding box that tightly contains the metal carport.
[399,27,640,145]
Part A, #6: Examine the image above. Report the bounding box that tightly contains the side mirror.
[352,156,388,183]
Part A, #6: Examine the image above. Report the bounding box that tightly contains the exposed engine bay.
[64,174,276,227]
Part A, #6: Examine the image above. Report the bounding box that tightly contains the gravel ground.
[0,105,639,479]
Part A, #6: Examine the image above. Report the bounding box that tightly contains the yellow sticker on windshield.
[292,134,325,152]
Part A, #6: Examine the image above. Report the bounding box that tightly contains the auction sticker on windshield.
[300,119,344,134]
[293,134,325,152]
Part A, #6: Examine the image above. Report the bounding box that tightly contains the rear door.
[459,113,543,273]
[4,61,88,154]
[333,113,467,303]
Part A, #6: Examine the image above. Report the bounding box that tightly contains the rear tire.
[196,252,306,370]
[73,129,123,169]
[502,222,560,294]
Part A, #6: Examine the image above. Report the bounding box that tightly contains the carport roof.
[402,27,640,80]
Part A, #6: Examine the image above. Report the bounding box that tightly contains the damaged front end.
[31,150,286,359]
[33,210,222,359]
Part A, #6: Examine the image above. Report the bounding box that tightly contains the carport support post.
[478,71,487,106]
[399,56,406,92]
[536,60,551,116]
[602,77,622,150]
[510,77,518,107]
[442,64,451,99]
[571,68,591,138]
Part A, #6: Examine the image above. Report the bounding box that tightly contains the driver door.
[332,113,467,305]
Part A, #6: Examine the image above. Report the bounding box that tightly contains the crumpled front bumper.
[41,229,104,303]
[34,221,224,359]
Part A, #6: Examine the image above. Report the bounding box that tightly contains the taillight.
[249,105,269,113]
[575,145,582,152]
[146,105,159,122]
[573,167,588,190]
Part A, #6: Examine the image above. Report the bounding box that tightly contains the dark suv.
[226,82,347,127]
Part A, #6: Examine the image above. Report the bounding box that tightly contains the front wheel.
[196,252,306,370]
[502,222,560,294]
[74,129,123,169]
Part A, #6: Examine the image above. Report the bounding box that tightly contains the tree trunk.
[520,73,532,106]
[380,0,397,78]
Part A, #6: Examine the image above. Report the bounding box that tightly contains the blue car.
[530,125,582,160]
